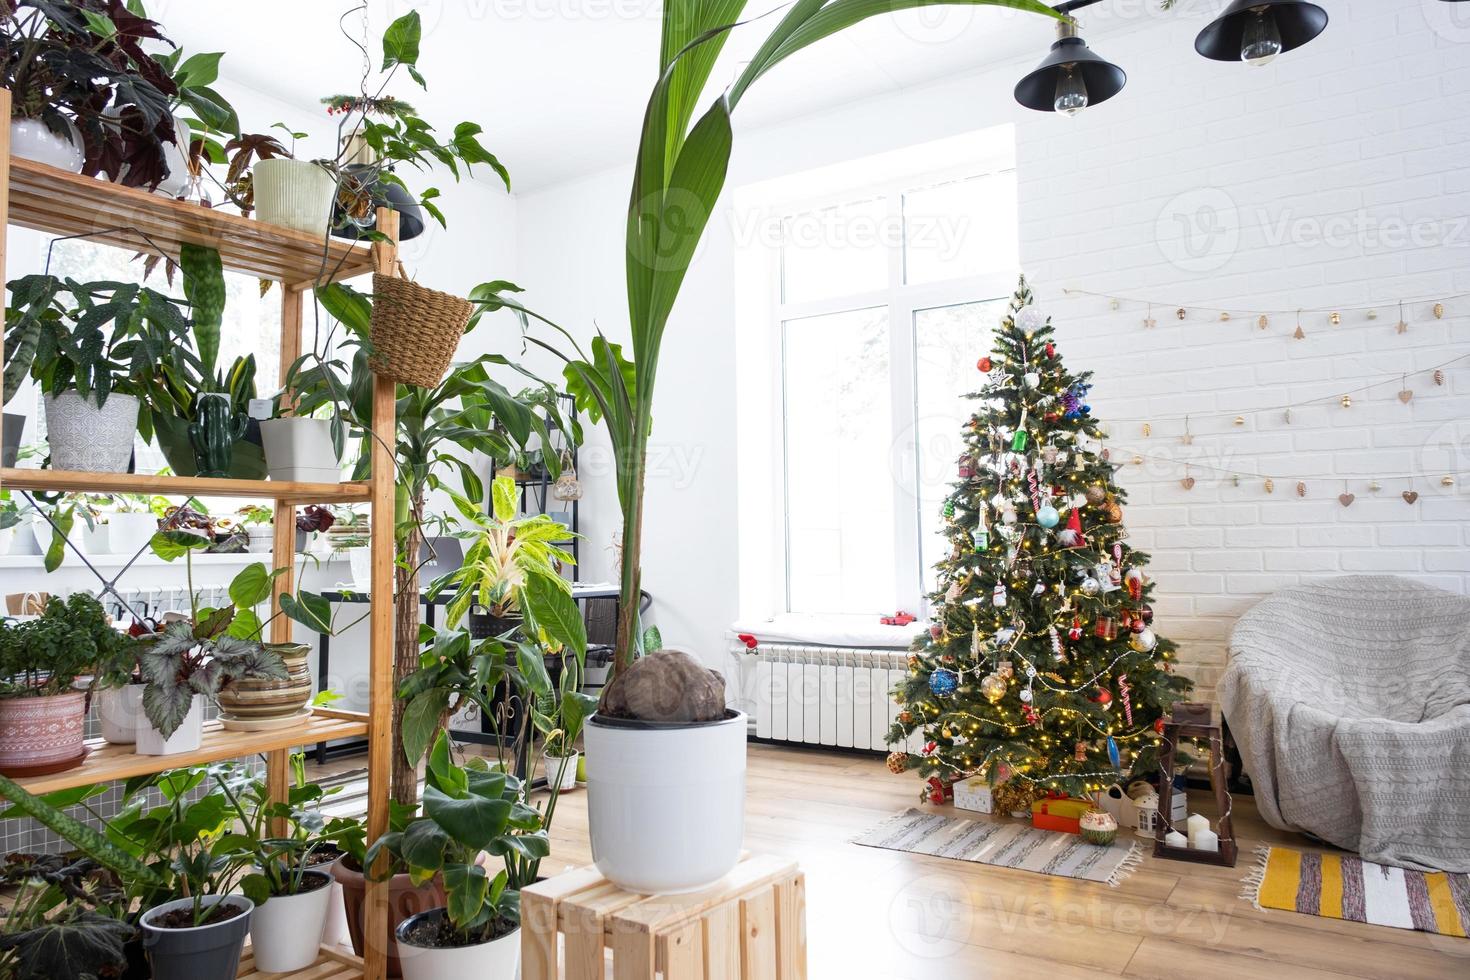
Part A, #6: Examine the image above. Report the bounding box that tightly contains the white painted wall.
[513,0,1470,702]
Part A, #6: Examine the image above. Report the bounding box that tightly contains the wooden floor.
[312,743,1470,978]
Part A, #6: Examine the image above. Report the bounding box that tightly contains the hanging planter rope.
[368,271,473,387]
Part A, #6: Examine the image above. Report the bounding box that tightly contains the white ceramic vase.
[7,522,40,557]
[348,546,373,590]
[136,694,204,755]
[245,525,275,553]
[155,116,193,198]
[541,751,579,792]
[395,912,520,980]
[44,391,138,473]
[80,522,109,554]
[260,418,343,483]
[584,710,747,894]
[10,117,83,172]
[253,159,337,236]
[97,683,145,744]
[248,871,334,974]
[108,512,158,557]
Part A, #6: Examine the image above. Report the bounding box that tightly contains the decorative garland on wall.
[1063,288,1463,337]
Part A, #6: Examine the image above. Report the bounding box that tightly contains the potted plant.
[0,852,135,979]
[93,646,145,746]
[0,593,134,776]
[531,672,595,794]
[260,406,345,484]
[0,0,180,184]
[0,489,31,555]
[149,44,240,200]
[106,494,162,557]
[367,732,546,979]
[133,533,291,753]
[238,504,275,553]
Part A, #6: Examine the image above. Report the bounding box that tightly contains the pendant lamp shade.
[1195,0,1328,62]
[1014,34,1126,112]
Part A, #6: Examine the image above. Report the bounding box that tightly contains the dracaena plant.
[496,0,1063,681]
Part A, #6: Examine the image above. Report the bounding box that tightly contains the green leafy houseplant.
[0,592,135,699]
[0,852,134,980]
[0,0,181,187]
[366,732,546,950]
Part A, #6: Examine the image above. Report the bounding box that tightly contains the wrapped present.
[1030,796,1093,834]
[953,777,996,814]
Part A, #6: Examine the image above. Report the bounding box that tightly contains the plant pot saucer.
[0,746,89,778]
[219,706,312,732]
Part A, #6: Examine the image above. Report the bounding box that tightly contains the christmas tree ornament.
[995,627,1017,647]
[993,583,1008,608]
[928,624,942,641]
[1293,323,1306,340]
[886,751,909,774]
[1142,422,1152,437]
[974,529,989,551]
[1042,445,1058,464]
[1176,307,1186,321]
[1369,481,1382,493]
[1059,508,1086,548]
[927,777,947,805]
[1037,504,1060,528]
[1180,417,1194,445]
[1338,492,1355,508]
[1258,314,1269,330]
[1023,372,1040,388]
[1434,369,1445,386]
[980,673,1007,702]
[1001,503,1018,526]
[1340,394,1352,408]
[1330,311,1341,326]
[1011,430,1029,452]
[1219,311,1231,322]
[1049,626,1064,662]
[929,669,959,697]
[1111,298,1120,311]
[1075,741,1089,762]
[1107,736,1122,771]
[1296,481,1307,498]
[1129,615,1146,634]
[1117,674,1134,725]
[1045,342,1055,358]
[1083,485,1106,506]
[1105,499,1124,524]
[1080,809,1118,846]
[1018,688,1032,703]
[1016,306,1047,332]
[943,499,956,520]
[1094,617,1117,641]
[1081,576,1101,596]
[898,710,913,724]
[1233,415,1245,426]
[1434,302,1445,319]
[1264,478,1275,494]
[1091,687,1113,704]
[977,356,993,372]
[1367,309,1378,320]
[1129,628,1157,653]
[1068,616,1083,640]
[1180,469,1196,491]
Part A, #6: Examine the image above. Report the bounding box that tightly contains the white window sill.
[728,613,926,650]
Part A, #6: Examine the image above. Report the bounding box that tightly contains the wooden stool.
[521,854,806,980]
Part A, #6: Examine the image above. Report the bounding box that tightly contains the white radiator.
[728,638,923,754]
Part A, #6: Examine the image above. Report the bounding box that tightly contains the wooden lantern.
[1153,702,1238,867]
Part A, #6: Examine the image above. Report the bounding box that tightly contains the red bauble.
[1140,605,1154,624]
[1154,718,1166,734]
[1045,342,1055,357]
[977,356,993,372]
[1092,689,1113,705]
[1044,411,1061,423]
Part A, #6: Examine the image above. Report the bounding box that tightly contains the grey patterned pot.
[2,413,24,467]
[44,391,139,473]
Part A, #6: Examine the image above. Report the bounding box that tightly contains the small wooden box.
[521,854,806,980]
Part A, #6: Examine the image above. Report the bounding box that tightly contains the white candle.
[1193,829,1219,853]
[1186,813,1210,841]
[1164,830,1188,849]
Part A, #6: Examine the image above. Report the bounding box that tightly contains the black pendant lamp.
[1014,18,1126,115]
[1195,1,1329,65]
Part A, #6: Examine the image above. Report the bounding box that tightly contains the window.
[770,147,1019,615]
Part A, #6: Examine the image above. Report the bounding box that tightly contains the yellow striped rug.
[1245,846,1470,938]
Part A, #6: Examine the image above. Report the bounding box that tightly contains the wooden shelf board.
[239,945,364,979]
[0,468,372,504]
[12,714,370,795]
[9,157,375,286]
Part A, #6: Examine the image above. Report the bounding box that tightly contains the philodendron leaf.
[444,862,488,930]
[228,562,276,609]
[280,591,332,634]
[424,784,511,854]
[382,10,422,71]
[400,688,451,768]
[150,530,210,561]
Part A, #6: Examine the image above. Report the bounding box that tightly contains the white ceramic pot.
[259,418,343,483]
[321,876,349,950]
[80,522,109,554]
[156,116,192,198]
[245,525,275,554]
[541,751,579,792]
[396,910,520,980]
[97,683,145,745]
[44,391,139,473]
[108,512,158,557]
[248,870,333,973]
[584,711,746,894]
[348,547,372,590]
[7,522,40,557]
[136,694,204,755]
[10,117,83,172]
[253,159,337,236]
[0,527,13,555]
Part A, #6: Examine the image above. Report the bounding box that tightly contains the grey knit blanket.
[1221,576,1470,872]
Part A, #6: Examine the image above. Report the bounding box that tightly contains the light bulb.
[1054,65,1088,116]
[1241,6,1282,67]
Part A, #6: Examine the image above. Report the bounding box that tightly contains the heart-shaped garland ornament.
[1180,476,1196,491]
[1403,490,1420,504]
[1399,389,1413,403]
[1338,493,1355,507]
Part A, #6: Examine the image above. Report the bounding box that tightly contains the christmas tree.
[888,276,1192,803]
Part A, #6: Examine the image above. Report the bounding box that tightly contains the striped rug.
[1246,846,1470,938]
[854,808,1142,887]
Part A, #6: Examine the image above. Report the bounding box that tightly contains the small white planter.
[156,116,193,198]
[541,751,579,792]
[7,522,40,557]
[108,512,158,557]
[347,546,372,590]
[80,522,109,554]
[10,117,83,172]
[396,911,520,980]
[253,159,337,236]
[245,525,275,553]
[584,711,747,894]
[248,871,334,974]
[0,527,13,555]
[321,876,349,951]
[97,683,145,745]
[260,418,343,483]
[136,695,204,755]
[44,391,138,473]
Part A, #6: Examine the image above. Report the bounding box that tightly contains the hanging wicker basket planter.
[369,273,474,387]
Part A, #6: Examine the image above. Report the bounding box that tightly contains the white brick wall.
[1021,1,1470,702]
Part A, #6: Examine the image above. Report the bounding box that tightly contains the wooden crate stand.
[522,855,806,980]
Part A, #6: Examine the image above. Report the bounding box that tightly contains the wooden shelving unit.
[0,88,397,980]
[238,944,364,979]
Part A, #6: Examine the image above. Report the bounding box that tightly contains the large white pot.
[44,391,138,473]
[136,694,204,755]
[259,418,343,483]
[396,910,519,980]
[249,870,333,973]
[10,117,83,172]
[108,512,158,557]
[584,711,746,894]
[97,683,145,744]
[253,159,337,236]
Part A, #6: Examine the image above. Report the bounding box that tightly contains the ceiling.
[161,1,1152,193]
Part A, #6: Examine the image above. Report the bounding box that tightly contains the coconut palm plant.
[495,0,1062,678]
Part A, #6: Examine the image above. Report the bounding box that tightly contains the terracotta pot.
[0,690,86,775]
[333,856,445,978]
[216,644,313,719]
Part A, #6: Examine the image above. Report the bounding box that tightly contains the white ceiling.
[161,1,1154,193]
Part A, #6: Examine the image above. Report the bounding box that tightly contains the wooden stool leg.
[521,891,559,980]
[564,907,606,980]
[703,902,741,980]
[774,874,806,980]
[739,890,777,980]
[611,926,655,980]
[659,920,705,979]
